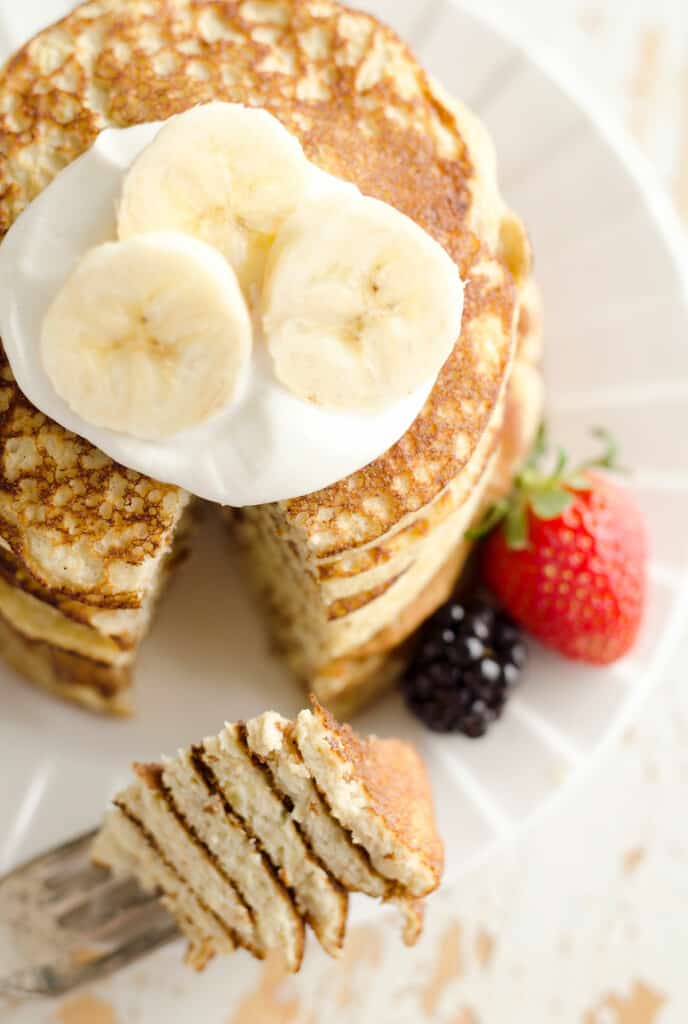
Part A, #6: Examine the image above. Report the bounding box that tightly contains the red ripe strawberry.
[474,428,647,665]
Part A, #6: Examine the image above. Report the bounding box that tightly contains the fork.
[0,830,179,997]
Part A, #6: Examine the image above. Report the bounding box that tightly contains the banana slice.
[41,232,252,440]
[117,102,314,296]
[262,193,464,410]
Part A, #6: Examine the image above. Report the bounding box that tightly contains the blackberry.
[401,597,527,737]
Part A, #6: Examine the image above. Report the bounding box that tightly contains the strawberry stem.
[580,426,629,474]
[504,497,528,549]
[466,423,626,548]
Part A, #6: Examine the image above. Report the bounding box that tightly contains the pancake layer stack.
[0,0,542,714]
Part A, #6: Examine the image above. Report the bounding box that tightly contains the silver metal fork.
[0,831,178,998]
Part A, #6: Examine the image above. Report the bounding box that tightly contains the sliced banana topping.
[262,193,464,410]
[117,103,314,296]
[41,233,252,441]
[2,104,467,503]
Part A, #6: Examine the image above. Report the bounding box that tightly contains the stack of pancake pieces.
[93,698,444,970]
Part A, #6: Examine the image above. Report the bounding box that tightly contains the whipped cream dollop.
[0,113,463,506]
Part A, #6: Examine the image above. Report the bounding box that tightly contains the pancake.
[0,346,191,712]
[245,708,426,943]
[92,701,443,969]
[295,698,444,897]
[197,722,348,956]
[235,278,543,714]
[0,0,540,713]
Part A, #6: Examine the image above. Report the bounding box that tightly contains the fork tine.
[22,830,98,877]
[43,862,109,899]
[0,912,179,997]
[87,897,177,948]
[0,829,181,997]
[20,871,144,927]
[57,877,155,931]
[42,868,112,915]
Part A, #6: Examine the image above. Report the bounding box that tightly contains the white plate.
[2,0,688,1005]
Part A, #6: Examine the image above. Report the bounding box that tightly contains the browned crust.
[278,722,391,897]
[310,698,444,891]
[400,899,425,947]
[0,349,185,604]
[225,277,541,719]
[317,537,471,689]
[0,525,190,630]
[183,936,216,973]
[325,568,409,621]
[0,504,192,712]
[0,601,132,712]
[313,406,503,581]
[312,539,475,715]
[0,544,137,640]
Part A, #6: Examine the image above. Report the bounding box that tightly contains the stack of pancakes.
[0,0,542,714]
[0,347,190,713]
[92,699,443,970]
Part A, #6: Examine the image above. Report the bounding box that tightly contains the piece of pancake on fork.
[92,697,443,970]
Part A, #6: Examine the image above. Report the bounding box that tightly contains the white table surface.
[2,1,688,1022]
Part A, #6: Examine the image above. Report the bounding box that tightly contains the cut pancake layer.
[92,807,235,970]
[161,749,305,970]
[245,711,385,899]
[198,725,347,957]
[295,701,444,898]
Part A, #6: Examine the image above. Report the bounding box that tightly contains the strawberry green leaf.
[566,473,593,491]
[505,501,529,550]
[523,422,548,473]
[591,426,618,466]
[552,447,568,478]
[468,421,628,551]
[579,427,629,474]
[465,499,509,540]
[529,487,575,520]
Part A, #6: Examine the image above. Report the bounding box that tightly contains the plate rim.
[437,0,688,877]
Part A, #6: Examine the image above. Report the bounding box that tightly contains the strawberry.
[472,427,647,665]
